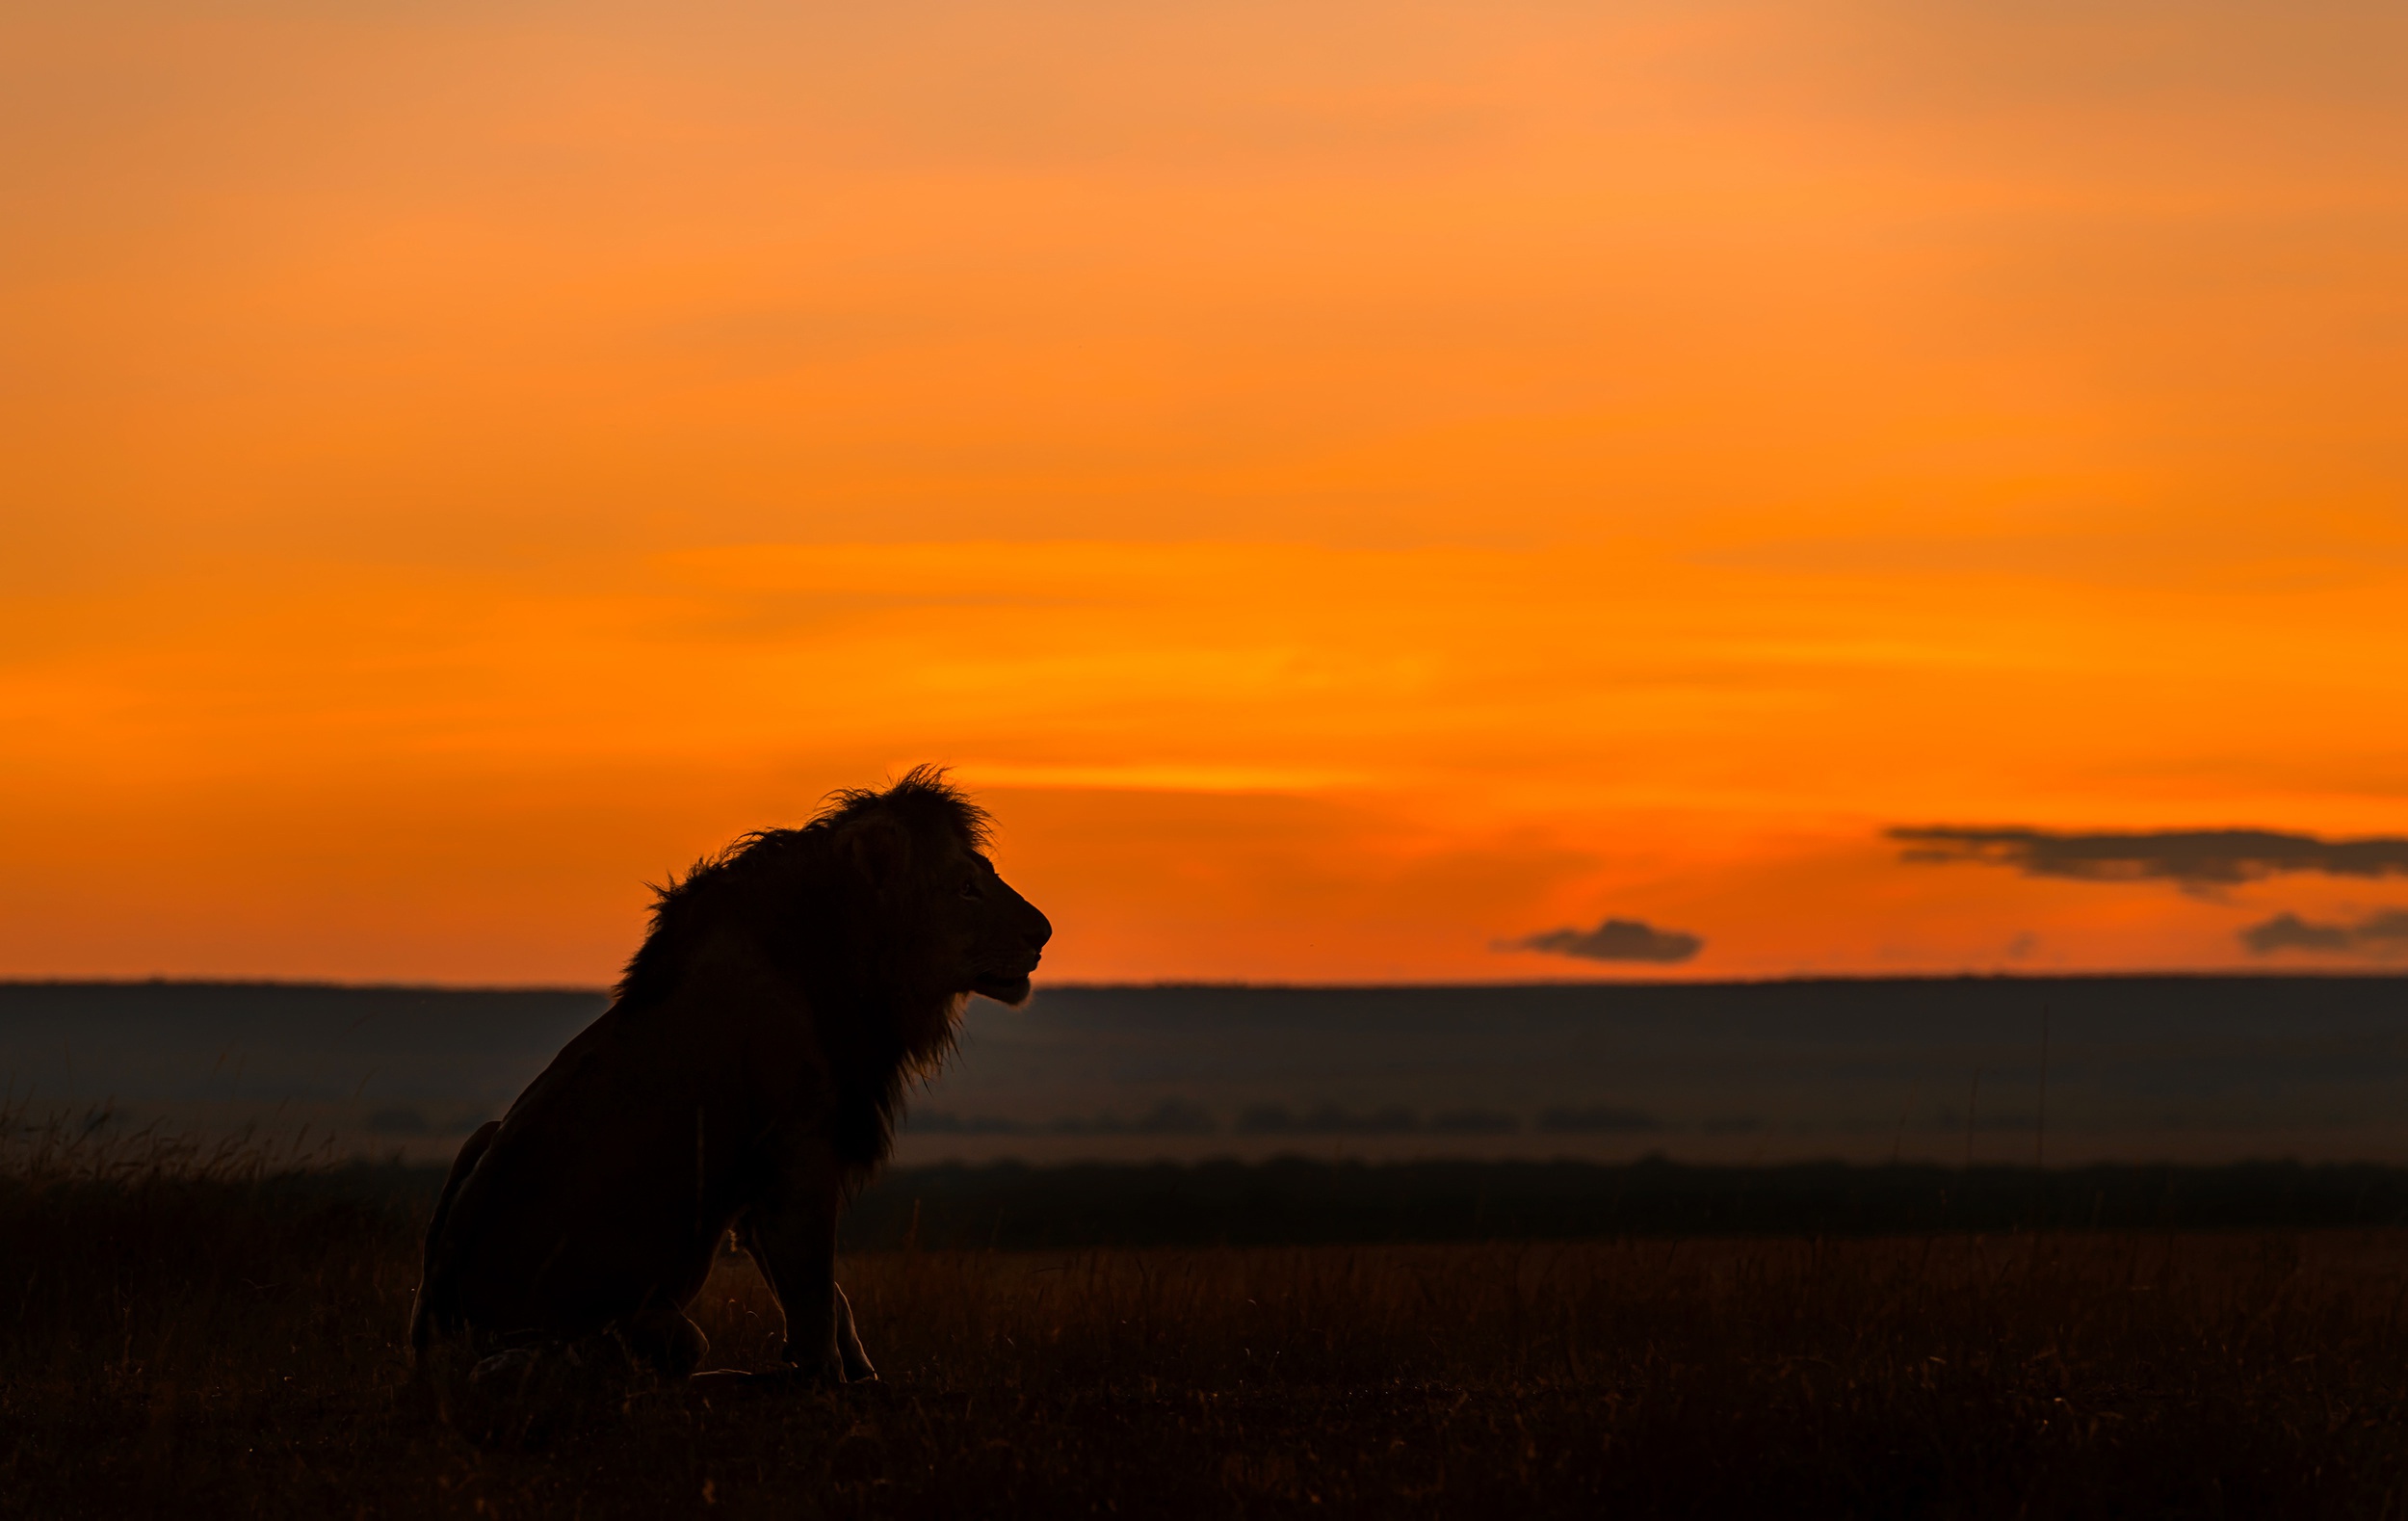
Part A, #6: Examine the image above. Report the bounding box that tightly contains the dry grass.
[6,1121,2408,1517]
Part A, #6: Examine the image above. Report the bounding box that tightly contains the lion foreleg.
[834,1283,877,1383]
[744,1193,850,1383]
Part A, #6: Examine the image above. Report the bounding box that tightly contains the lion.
[408,768,1050,1389]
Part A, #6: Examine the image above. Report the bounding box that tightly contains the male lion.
[409,768,1050,1387]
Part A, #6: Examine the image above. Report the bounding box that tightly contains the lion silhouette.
[409,768,1050,1387]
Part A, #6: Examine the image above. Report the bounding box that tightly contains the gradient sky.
[6,0,2407,983]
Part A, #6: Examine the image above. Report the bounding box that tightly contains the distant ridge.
[9,977,2408,1167]
[842,1156,2408,1248]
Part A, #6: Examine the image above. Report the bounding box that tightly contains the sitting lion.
[409,768,1050,1386]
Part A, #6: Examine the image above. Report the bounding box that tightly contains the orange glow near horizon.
[6,1,2407,983]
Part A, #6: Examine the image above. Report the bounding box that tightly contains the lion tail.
[409,1119,501,1358]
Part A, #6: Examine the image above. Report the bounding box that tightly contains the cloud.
[2242,909,2408,957]
[1890,826,2408,887]
[1501,917,1702,963]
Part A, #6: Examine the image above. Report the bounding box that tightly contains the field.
[9,1140,2408,1516]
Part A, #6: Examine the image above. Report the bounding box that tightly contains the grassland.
[8,1134,2408,1516]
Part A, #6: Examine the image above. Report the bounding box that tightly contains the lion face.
[829,784,1053,1010]
[929,839,1053,1007]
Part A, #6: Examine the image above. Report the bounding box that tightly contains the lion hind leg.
[409,1118,502,1360]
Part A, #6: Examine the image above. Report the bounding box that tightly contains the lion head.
[615,767,1052,1063]
[827,768,1053,1009]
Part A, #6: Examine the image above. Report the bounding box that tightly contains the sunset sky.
[6,0,2407,983]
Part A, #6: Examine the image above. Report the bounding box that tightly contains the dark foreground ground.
[9,1153,2408,1517]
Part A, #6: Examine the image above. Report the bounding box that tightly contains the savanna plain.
[10,1127,2408,1519]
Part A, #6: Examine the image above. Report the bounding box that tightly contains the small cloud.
[2240,913,2352,954]
[1500,917,1702,963]
[2242,909,2408,957]
[1891,826,2408,888]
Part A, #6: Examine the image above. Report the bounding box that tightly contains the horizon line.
[5,969,2407,995]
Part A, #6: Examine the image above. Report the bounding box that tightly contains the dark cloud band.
[1501,917,1702,964]
[1890,826,2408,886]
[2243,909,2408,957]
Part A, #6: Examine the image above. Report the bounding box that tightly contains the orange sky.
[6,0,2407,983]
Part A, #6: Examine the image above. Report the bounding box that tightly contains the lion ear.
[844,814,912,893]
